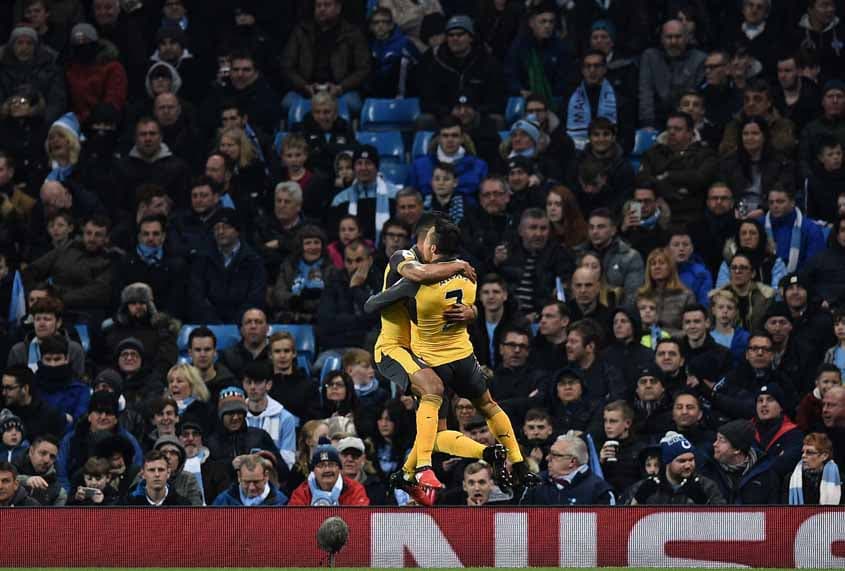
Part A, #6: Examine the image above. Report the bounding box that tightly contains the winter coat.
[418,43,505,118]
[1,485,40,506]
[64,40,128,123]
[805,163,845,223]
[753,415,804,480]
[408,151,488,200]
[219,343,269,383]
[7,331,86,378]
[212,481,288,506]
[594,434,648,495]
[574,237,644,304]
[113,249,189,319]
[57,421,144,491]
[520,467,614,506]
[189,242,267,324]
[35,372,90,431]
[13,450,67,505]
[699,451,782,505]
[0,44,66,123]
[504,32,574,96]
[369,25,419,97]
[652,286,697,338]
[269,369,322,424]
[719,113,797,158]
[100,312,179,374]
[200,76,280,139]
[379,0,443,52]
[6,397,66,442]
[758,209,826,273]
[124,487,190,506]
[790,14,845,81]
[116,144,192,210]
[798,114,845,179]
[801,232,845,306]
[717,282,774,332]
[718,152,798,206]
[626,473,726,505]
[282,19,371,94]
[710,362,799,422]
[317,266,381,350]
[570,143,636,199]
[678,258,714,306]
[24,240,114,311]
[496,240,574,314]
[291,114,356,178]
[638,47,706,128]
[288,474,370,506]
[639,141,719,229]
[271,256,333,324]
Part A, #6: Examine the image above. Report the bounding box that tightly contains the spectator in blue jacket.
[668,230,713,307]
[367,7,420,98]
[33,334,89,432]
[504,2,574,101]
[189,208,266,323]
[212,452,288,506]
[407,116,488,201]
[759,187,825,274]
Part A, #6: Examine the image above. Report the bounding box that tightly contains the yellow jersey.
[365,261,476,368]
[373,248,419,362]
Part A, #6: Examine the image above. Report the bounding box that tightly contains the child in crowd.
[636,292,670,349]
[68,457,118,506]
[708,289,750,366]
[824,309,845,380]
[0,409,27,462]
[333,152,355,193]
[805,135,845,223]
[425,162,468,224]
[342,348,389,439]
[326,215,373,269]
[278,134,333,216]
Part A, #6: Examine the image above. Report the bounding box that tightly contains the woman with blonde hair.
[217,126,267,193]
[546,185,588,249]
[166,363,211,422]
[44,112,82,183]
[637,248,696,336]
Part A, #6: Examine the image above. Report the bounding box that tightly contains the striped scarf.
[424,193,466,224]
[764,208,803,273]
[788,460,841,505]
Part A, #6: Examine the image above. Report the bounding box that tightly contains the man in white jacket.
[243,361,296,468]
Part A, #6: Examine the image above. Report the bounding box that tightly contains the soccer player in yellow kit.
[366,218,539,496]
[372,215,507,505]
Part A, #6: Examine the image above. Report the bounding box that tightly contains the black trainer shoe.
[482,444,513,493]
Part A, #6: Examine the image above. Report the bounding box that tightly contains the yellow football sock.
[486,410,524,464]
[434,430,486,459]
[415,394,442,468]
[402,445,417,477]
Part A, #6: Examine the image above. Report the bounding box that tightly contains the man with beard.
[99,282,178,374]
[1,367,64,440]
[688,182,739,278]
[773,53,821,134]
[670,392,716,457]
[288,444,370,506]
[628,431,725,505]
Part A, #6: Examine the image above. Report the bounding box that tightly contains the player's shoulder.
[390,248,418,267]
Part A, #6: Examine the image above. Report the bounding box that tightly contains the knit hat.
[823,79,845,96]
[336,436,365,454]
[718,419,755,454]
[154,434,187,470]
[445,14,474,35]
[9,25,38,45]
[50,112,81,146]
[557,366,584,384]
[218,386,248,418]
[507,155,534,174]
[660,431,695,464]
[763,301,793,324]
[420,13,446,44]
[591,19,617,42]
[510,118,541,145]
[453,91,477,108]
[178,413,206,435]
[70,23,98,45]
[757,384,786,410]
[353,145,380,168]
[779,272,810,294]
[88,391,120,416]
[93,368,123,395]
[211,208,242,233]
[156,24,187,47]
[0,409,24,435]
[636,364,664,384]
[115,337,145,360]
[310,444,341,470]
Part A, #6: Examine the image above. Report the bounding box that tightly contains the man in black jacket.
[1,366,65,440]
[460,177,516,271]
[124,450,189,506]
[219,308,269,381]
[206,387,284,470]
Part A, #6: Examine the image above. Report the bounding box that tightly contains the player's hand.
[459,260,477,282]
[26,476,49,490]
[444,303,474,322]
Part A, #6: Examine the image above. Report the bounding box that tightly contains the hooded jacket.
[153,434,202,505]
[418,43,506,117]
[245,396,297,468]
[116,142,192,210]
[65,39,128,123]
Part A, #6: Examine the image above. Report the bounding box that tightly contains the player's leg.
[407,367,444,475]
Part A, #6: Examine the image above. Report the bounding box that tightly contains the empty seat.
[412,131,434,159]
[359,98,421,131]
[356,131,405,162]
[505,96,525,126]
[630,128,659,171]
[380,162,409,185]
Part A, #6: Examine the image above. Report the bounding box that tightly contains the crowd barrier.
[1,506,844,568]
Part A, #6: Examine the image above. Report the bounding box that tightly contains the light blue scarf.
[764,208,803,273]
[354,378,380,398]
[567,80,617,150]
[639,208,661,229]
[46,162,74,182]
[136,244,163,265]
[307,472,343,506]
[27,339,41,372]
[332,175,394,244]
[788,460,841,505]
[239,482,271,506]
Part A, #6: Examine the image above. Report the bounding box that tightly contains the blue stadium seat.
[380,162,409,185]
[272,131,288,155]
[359,98,421,131]
[287,96,350,127]
[505,96,525,125]
[268,324,316,364]
[356,131,405,162]
[74,324,90,353]
[412,131,433,159]
[177,324,241,359]
[320,355,342,382]
[630,128,658,171]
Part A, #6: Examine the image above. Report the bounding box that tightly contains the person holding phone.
[620,181,671,258]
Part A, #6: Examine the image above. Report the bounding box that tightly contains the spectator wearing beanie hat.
[329,144,398,244]
[382,0,444,52]
[798,79,845,180]
[206,387,284,473]
[753,383,804,479]
[65,21,128,123]
[0,408,28,462]
[189,207,267,323]
[91,367,145,442]
[44,112,81,183]
[627,431,725,505]
[632,364,674,439]
[112,336,166,416]
[288,444,370,506]
[56,390,144,492]
[100,282,179,375]
[699,419,781,504]
[0,23,67,123]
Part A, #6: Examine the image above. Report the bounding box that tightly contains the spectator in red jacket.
[64,23,127,123]
[288,444,370,506]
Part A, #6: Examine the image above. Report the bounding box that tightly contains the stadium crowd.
[0,0,844,508]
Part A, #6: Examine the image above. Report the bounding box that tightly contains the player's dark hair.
[430,219,461,257]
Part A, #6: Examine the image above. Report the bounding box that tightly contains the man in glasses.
[336,436,391,505]
[701,50,741,128]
